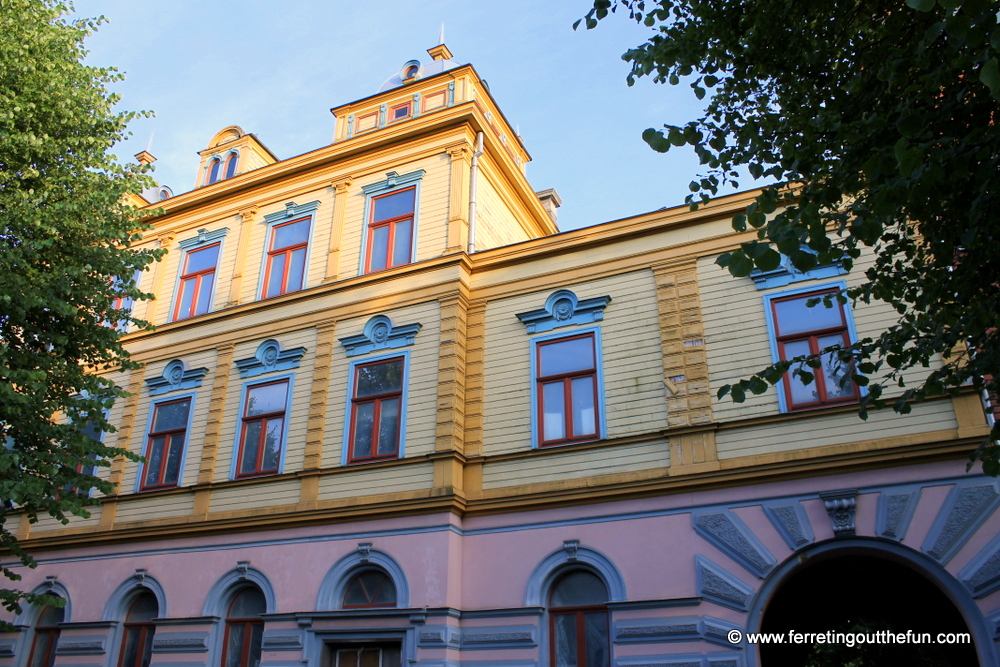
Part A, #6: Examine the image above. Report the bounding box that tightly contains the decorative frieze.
[923,479,1000,563]
[695,556,753,612]
[691,510,775,577]
[515,289,611,334]
[234,339,307,378]
[762,500,814,549]
[145,359,209,396]
[875,485,922,540]
[338,315,422,358]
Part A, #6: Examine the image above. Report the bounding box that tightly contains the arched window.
[27,603,64,667]
[207,158,222,185]
[221,587,266,667]
[549,570,609,667]
[224,153,239,179]
[118,592,158,667]
[342,570,397,608]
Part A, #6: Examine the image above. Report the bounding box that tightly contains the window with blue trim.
[236,379,289,478]
[348,356,405,463]
[766,286,860,411]
[141,398,191,491]
[535,332,601,447]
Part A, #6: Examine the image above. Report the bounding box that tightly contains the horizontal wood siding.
[482,270,668,456]
[323,300,442,467]
[28,509,102,535]
[209,479,300,514]
[482,439,669,490]
[113,492,195,524]
[715,397,958,459]
[316,461,435,501]
[474,169,533,250]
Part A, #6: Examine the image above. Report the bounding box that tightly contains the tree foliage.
[0,0,159,623]
[579,0,1000,470]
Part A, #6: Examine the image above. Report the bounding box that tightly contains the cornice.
[9,436,976,555]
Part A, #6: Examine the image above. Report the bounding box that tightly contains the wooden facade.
[2,44,997,667]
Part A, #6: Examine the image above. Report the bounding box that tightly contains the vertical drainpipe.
[467,131,485,254]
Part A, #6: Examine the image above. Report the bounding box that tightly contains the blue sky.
[73,0,738,231]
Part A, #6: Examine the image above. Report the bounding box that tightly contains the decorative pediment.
[516,289,612,334]
[339,315,422,357]
[361,169,426,195]
[751,252,848,290]
[235,339,307,378]
[145,359,209,396]
[178,227,229,250]
[263,200,321,225]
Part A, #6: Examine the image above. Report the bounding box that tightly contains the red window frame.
[26,606,63,667]
[117,595,157,667]
[348,357,404,464]
[220,593,264,667]
[388,101,412,123]
[341,570,397,609]
[536,333,600,447]
[771,288,860,411]
[207,158,221,185]
[364,187,415,274]
[173,243,219,321]
[263,216,310,298]
[141,398,190,491]
[235,380,288,479]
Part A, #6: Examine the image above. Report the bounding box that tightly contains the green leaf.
[981,57,1000,99]
[906,0,935,11]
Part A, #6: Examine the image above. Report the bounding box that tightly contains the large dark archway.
[751,541,990,666]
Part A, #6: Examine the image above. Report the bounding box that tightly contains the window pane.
[224,624,244,667]
[246,383,288,416]
[286,248,306,292]
[262,417,283,470]
[272,219,309,249]
[140,627,155,667]
[352,402,375,459]
[145,437,165,486]
[229,588,266,618]
[163,433,184,484]
[571,378,596,437]
[38,605,64,627]
[551,571,609,607]
[358,650,380,667]
[194,273,215,315]
[240,422,261,473]
[120,627,140,667]
[584,612,610,667]
[177,278,195,319]
[783,339,818,405]
[153,400,190,432]
[819,334,854,399]
[185,244,220,274]
[380,647,401,667]
[553,614,578,667]
[208,160,221,184]
[391,220,412,266]
[373,188,415,223]
[542,382,566,442]
[343,577,370,606]
[225,154,239,179]
[372,575,396,605]
[265,254,286,298]
[336,650,359,667]
[127,593,159,621]
[248,623,263,667]
[540,337,595,377]
[356,360,403,397]
[773,295,845,336]
[369,225,389,271]
[377,398,400,455]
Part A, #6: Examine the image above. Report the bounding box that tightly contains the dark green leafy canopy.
[580,0,1000,471]
[0,0,160,623]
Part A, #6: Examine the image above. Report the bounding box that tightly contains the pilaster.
[227,207,258,306]
[302,321,337,470]
[445,146,471,254]
[432,292,469,494]
[324,178,354,282]
[197,344,235,487]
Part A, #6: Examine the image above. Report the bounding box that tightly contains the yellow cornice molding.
[11,436,974,554]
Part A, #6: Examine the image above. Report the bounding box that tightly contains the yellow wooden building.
[2,43,997,667]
